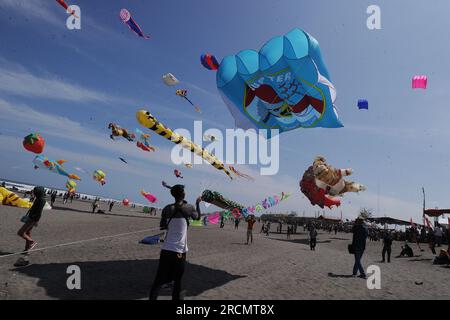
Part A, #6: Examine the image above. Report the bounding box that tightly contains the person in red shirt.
[246,215,256,245]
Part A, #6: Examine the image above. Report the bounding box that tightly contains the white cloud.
[0,61,133,104]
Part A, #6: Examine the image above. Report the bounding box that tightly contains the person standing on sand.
[309,226,317,251]
[234,217,240,230]
[50,190,57,207]
[149,184,201,300]
[351,216,368,279]
[246,215,256,244]
[17,186,46,255]
[109,201,114,212]
[381,231,393,263]
[92,198,99,213]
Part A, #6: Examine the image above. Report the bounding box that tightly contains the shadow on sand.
[272,238,331,246]
[327,273,355,279]
[12,259,246,300]
[51,206,157,220]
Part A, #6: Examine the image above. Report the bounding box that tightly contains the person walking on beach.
[427,228,436,254]
[234,217,240,230]
[50,190,57,207]
[381,231,393,263]
[149,184,202,300]
[92,198,99,214]
[16,186,46,260]
[246,215,256,245]
[351,216,368,278]
[434,226,443,247]
[309,225,318,251]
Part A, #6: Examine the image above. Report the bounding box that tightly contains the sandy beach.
[0,198,448,300]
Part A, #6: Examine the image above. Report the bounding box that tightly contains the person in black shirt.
[17,186,46,252]
[351,216,368,278]
[381,231,393,263]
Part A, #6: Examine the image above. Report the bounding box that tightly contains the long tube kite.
[136,110,233,179]
[55,0,78,18]
[119,9,150,39]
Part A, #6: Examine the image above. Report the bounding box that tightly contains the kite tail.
[68,174,81,181]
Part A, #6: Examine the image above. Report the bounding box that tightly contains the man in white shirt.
[149,184,201,300]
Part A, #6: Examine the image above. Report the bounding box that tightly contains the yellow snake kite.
[136,110,232,179]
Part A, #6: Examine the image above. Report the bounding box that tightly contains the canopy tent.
[317,215,342,223]
[367,217,419,227]
[423,209,450,217]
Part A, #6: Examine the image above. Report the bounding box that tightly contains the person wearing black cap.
[149,184,202,300]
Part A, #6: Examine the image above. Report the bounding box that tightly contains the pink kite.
[208,213,221,225]
[412,75,427,89]
[141,189,157,203]
[174,169,183,179]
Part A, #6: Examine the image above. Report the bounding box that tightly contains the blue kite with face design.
[207,28,343,136]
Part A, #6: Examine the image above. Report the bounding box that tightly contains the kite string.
[0,226,161,260]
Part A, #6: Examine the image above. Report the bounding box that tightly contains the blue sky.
[1,0,449,222]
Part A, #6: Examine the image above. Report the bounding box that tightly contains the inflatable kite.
[174,169,183,179]
[122,198,129,206]
[141,189,157,203]
[239,192,290,217]
[162,73,179,86]
[201,54,220,70]
[140,234,163,245]
[201,190,244,211]
[33,155,81,180]
[357,99,368,110]
[109,123,135,142]
[412,75,427,89]
[23,133,45,154]
[203,28,343,136]
[229,165,254,181]
[135,128,155,152]
[207,212,221,224]
[66,180,77,194]
[300,156,366,209]
[93,170,106,186]
[0,187,32,208]
[119,9,150,39]
[176,90,201,113]
[136,110,233,179]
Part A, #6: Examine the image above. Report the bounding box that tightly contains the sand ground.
[0,199,449,300]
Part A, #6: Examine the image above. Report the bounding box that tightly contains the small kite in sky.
[228,165,254,181]
[119,9,150,39]
[119,157,128,164]
[135,128,155,152]
[412,75,427,89]
[93,169,106,186]
[23,133,45,154]
[176,90,201,113]
[357,99,368,110]
[174,169,183,179]
[109,123,135,142]
[162,73,180,86]
[201,54,220,70]
[141,189,157,203]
